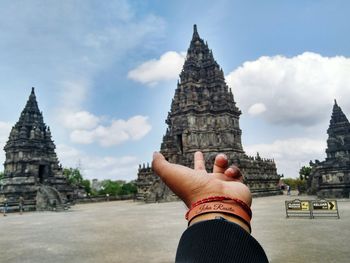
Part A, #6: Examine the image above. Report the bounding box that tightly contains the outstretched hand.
[152,151,252,208]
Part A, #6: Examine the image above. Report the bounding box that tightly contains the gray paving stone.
[0,194,349,263]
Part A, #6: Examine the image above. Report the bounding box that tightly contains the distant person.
[19,196,24,214]
[52,199,57,211]
[152,151,268,263]
[2,197,8,216]
[287,185,291,195]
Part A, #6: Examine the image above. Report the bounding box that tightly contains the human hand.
[152,151,252,208]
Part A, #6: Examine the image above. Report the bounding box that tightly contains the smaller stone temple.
[0,88,74,210]
[308,100,350,198]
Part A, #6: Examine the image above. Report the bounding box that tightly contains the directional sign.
[285,199,312,218]
[313,201,328,210]
[312,200,337,210]
[286,200,310,211]
[328,201,336,210]
[286,199,339,219]
[287,200,301,210]
[301,201,309,211]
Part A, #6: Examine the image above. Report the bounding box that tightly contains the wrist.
[185,196,252,233]
[189,212,251,233]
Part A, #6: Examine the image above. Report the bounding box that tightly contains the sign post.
[311,199,339,219]
[285,199,312,218]
[286,199,340,219]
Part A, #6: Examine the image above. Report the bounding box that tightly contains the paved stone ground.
[0,193,349,263]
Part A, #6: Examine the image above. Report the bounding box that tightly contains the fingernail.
[218,153,227,160]
[153,151,158,159]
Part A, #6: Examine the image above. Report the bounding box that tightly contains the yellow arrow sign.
[301,201,309,211]
[328,201,336,210]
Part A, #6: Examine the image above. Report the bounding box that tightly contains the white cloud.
[0,122,11,145]
[248,103,266,116]
[244,137,326,178]
[61,110,100,130]
[56,144,139,181]
[60,79,91,111]
[69,115,152,147]
[56,144,80,161]
[226,52,350,126]
[70,130,96,145]
[55,79,99,135]
[128,51,186,86]
[56,78,152,147]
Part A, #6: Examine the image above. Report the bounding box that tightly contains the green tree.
[299,166,312,181]
[63,168,83,185]
[99,180,121,196]
[282,178,307,191]
[120,182,137,195]
[81,179,92,194]
[97,180,137,196]
[282,178,298,189]
[63,167,93,194]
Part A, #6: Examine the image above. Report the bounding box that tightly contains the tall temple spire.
[17,87,44,128]
[136,25,281,202]
[329,100,350,132]
[6,88,51,148]
[308,100,350,198]
[192,24,200,41]
[326,100,350,160]
[175,24,238,119]
[25,87,40,111]
[1,88,74,207]
[186,25,215,64]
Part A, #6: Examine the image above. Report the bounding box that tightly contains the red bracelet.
[186,201,252,232]
[185,196,252,220]
[185,196,252,232]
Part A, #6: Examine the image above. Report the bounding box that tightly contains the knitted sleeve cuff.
[175,219,268,263]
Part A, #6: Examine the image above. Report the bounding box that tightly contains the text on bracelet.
[197,203,236,214]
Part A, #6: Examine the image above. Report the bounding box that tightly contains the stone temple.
[136,25,281,202]
[0,88,73,210]
[308,100,350,198]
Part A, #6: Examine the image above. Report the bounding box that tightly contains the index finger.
[152,152,196,205]
[194,151,206,171]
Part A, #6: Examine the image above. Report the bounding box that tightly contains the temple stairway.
[36,185,68,211]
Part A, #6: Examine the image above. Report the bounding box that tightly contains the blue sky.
[1,0,350,180]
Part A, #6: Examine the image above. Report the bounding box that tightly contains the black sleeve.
[175,219,268,263]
